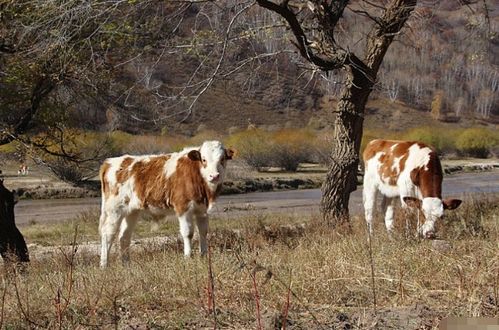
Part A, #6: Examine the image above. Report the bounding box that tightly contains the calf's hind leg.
[100,211,124,268]
[118,212,139,265]
[363,184,378,234]
[381,197,396,233]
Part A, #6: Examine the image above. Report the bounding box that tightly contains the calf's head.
[403,196,462,238]
[187,141,234,185]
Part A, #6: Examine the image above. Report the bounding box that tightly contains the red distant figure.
[17,164,29,176]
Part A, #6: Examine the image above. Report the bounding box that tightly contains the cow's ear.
[403,197,422,209]
[443,198,462,210]
[225,148,235,160]
[187,150,202,161]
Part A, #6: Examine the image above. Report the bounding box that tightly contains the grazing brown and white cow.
[362,139,462,238]
[99,141,233,267]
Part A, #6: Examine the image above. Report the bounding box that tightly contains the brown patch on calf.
[116,157,134,184]
[131,155,171,209]
[363,139,386,162]
[109,157,135,196]
[365,139,444,198]
[410,150,443,198]
[99,162,111,198]
[364,140,411,186]
[118,152,222,216]
[167,156,217,215]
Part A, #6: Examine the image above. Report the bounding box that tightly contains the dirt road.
[15,171,499,226]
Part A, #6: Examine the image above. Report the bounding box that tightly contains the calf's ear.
[403,196,422,209]
[225,148,235,160]
[187,150,202,161]
[443,198,462,210]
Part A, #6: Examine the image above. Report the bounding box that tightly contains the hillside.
[1,1,497,138]
[96,1,498,135]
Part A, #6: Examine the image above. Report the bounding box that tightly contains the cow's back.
[363,139,438,198]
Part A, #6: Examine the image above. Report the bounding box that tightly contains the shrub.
[225,129,274,171]
[188,129,223,146]
[401,127,457,155]
[0,141,23,162]
[32,130,115,184]
[126,134,189,155]
[108,130,134,155]
[45,158,85,184]
[311,130,334,165]
[126,135,171,154]
[271,129,315,171]
[456,128,498,158]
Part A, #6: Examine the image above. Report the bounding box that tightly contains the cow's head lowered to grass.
[403,196,462,238]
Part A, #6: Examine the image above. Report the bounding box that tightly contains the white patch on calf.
[405,144,432,171]
[391,155,404,175]
[199,141,227,192]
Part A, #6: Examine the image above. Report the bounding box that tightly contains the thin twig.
[251,270,263,330]
[282,271,292,330]
[207,246,218,329]
[0,280,7,329]
[366,231,377,314]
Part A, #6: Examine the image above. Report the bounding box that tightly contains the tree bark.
[320,58,373,224]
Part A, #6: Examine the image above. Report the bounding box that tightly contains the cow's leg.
[381,197,396,233]
[363,183,378,234]
[99,210,123,268]
[178,210,195,257]
[195,212,209,256]
[118,212,139,265]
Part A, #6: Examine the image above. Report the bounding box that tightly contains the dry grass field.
[1,194,498,329]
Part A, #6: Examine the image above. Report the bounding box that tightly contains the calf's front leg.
[178,210,194,257]
[196,213,209,256]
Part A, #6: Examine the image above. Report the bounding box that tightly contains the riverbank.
[2,160,498,200]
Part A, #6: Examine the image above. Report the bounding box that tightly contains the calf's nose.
[210,173,220,182]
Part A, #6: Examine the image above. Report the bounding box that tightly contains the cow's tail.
[98,162,109,233]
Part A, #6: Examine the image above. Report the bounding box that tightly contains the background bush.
[401,127,458,155]
[225,129,274,171]
[456,128,498,158]
[271,129,315,171]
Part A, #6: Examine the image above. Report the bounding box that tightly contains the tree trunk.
[320,61,373,224]
[319,1,417,226]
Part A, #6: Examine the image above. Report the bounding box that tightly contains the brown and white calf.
[99,141,233,267]
[362,139,462,238]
